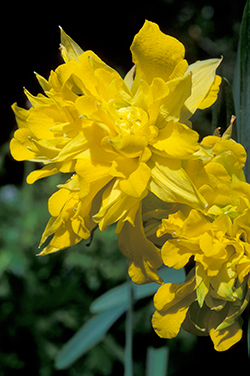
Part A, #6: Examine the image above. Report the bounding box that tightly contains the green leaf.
[146,346,169,376]
[90,267,185,313]
[90,283,129,313]
[55,305,127,369]
[233,0,250,182]
[133,266,185,301]
[212,77,236,139]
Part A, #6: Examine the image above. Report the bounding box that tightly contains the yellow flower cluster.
[10,20,250,351]
[152,125,250,351]
[10,21,220,260]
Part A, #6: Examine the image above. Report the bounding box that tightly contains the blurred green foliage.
[0,169,198,375]
[0,169,128,375]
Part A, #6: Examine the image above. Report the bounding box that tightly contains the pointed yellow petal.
[35,72,52,92]
[148,155,207,210]
[24,88,51,107]
[124,65,136,89]
[156,74,192,126]
[185,58,222,114]
[11,102,29,129]
[38,224,82,256]
[59,27,84,63]
[26,165,59,184]
[199,75,222,110]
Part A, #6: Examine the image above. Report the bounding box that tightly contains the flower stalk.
[124,282,134,376]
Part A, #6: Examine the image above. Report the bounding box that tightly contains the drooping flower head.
[10,21,221,285]
[152,125,250,350]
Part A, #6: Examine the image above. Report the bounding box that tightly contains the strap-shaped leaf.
[146,346,169,376]
[212,77,236,140]
[55,304,127,369]
[233,0,250,182]
[90,267,185,313]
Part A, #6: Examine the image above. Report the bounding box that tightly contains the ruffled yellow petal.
[27,106,61,139]
[108,134,147,158]
[212,140,247,170]
[209,315,243,352]
[156,74,192,125]
[118,207,163,284]
[93,179,145,232]
[152,121,199,158]
[130,20,188,92]
[38,189,82,255]
[119,162,151,198]
[48,188,72,217]
[152,303,190,339]
[76,158,112,199]
[10,129,37,161]
[161,239,195,269]
[152,274,196,338]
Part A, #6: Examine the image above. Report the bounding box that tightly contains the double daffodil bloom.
[152,130,250,350]
[10,21,221,284]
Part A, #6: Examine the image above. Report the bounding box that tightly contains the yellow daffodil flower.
[10,18,250,352]
[10,21,221,285]
[152,130,250,350]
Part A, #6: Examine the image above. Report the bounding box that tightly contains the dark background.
[1,1,249,375]
[3,0,246,145]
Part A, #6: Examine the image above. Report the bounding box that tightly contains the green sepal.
[215,288,250,331]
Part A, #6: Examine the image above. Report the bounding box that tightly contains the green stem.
[124,282,134,376]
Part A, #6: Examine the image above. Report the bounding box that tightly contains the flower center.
[116,106,146,134]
